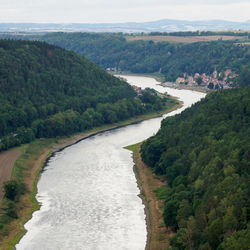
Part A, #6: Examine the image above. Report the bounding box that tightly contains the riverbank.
[111,71,166,83]
[111,71,211,94]
[161,81,210,93]
[125,143,174,250]
[0,99,182,249]
[112,71,210,93]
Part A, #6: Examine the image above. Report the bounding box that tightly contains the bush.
[3,179,24,201]
[1,200,18,219]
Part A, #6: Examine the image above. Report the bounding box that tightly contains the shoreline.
[111,71,210,94]
[131,148,151,250]
[0,100,182,249]
[161,82,210,93]
[111,71,166,83]
[125,143,174,250]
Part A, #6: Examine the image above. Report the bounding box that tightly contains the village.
[173,68,238,89]
[108,67,238,91]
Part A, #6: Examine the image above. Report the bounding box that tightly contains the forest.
[0,32,249,82]
[31,32,250,82]
[0,39,171,151]
[141,85,250,249]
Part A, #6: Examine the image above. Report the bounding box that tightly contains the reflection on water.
[16,75,205,250]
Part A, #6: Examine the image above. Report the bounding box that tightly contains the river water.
[16,75,205,250]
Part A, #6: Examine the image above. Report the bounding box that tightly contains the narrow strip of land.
[127,143,174,250]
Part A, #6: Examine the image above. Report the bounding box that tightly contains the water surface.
[16,75,205,250]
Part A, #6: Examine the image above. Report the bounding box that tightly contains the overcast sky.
[0,0,249,23]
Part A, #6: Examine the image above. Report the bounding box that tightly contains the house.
[224,69,232,78]
[176,77,186,84]
[187,76,196,85]
[194,73,200,79]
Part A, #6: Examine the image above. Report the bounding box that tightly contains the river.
[16,75,205,250]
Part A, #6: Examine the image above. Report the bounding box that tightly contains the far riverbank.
[112,71,210,94]
[161,81,210,93]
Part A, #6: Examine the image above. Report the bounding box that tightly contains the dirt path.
[0,149,21,200]
[132,144,174,250]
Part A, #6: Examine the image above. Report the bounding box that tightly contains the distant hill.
[0,33,249,84]
[0,19,250,33]
[141,86,250,249]
[27,33,250,82]
[0,39,168,151]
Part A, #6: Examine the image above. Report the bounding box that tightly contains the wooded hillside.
[141,86,250,249]
[0,33,249,83]
[0,39,169,151]
[35,32,250,81]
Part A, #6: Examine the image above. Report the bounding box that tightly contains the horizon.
[0,1,249,23]
[0,18,250,25]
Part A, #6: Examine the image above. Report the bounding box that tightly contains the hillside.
[141,86,250,249]
[35,32,250,82]
[0,33,249,84]
[0,39,170,151]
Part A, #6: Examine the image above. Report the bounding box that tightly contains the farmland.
[126,35,245,43]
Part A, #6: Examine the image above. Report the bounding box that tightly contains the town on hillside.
[172,68,238,89]
[108,67,238,90]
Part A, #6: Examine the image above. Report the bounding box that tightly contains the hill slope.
[0,39,169,151]
[38,32,250,81]
[141,86,250,249]
[0,33,249,83]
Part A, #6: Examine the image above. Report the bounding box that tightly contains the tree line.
[148,31,250,37]
[141,85,250,249]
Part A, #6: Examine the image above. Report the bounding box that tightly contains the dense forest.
[0,33,249,82]
[141,85,250,249]
[31,32,250,81]
[0,39,171,151]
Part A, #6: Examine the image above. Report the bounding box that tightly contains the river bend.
[16,75,205,250]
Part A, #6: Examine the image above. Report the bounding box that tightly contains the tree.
[208,218,223,249]
[208,82,214,89]
[197,76,203,85]
[164,199,179,230]
[3,180,19,200]
[218,227,250,250]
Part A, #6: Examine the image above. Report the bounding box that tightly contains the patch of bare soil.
[0,149,21,200]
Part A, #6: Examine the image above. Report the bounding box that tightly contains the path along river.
[16,75,205,250]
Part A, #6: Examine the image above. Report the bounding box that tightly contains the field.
[126,35,245,43]
[0,149,21,200]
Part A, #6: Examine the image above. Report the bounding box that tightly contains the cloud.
[0,0,249,23]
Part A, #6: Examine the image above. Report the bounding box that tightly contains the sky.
[0,0,249,23]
